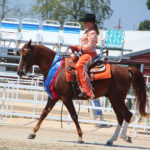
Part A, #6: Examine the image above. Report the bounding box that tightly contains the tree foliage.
[147,0,150,10]
[138,0,150,30]
[32,0,113,28]
[139,20,150,31]
[0,0,22,21]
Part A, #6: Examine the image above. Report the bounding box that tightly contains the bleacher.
[0,18,19,39]
[0,18,20,47]
[0,18,82,52]
[41,20,60,43]
[0,17,133,74]
[21,18,40,42]
[0,17,131,54]
[62,22,81,45]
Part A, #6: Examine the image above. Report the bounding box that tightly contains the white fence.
[0,18,150,137]
[145,75,150,87]
[0,71,150,136]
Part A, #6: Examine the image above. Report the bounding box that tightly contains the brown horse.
[17,40,150,146]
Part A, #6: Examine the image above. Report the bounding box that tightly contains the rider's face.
[84,22,94,30]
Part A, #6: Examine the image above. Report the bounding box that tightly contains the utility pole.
[133,24,135,30]
[114,18,122,30]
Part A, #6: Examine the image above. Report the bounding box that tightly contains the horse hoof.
[77,140,84,144]
[127,136,132,143]
[28,134,36,139]
[106,140,113,146]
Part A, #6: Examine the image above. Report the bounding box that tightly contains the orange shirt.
[73,29,98,57]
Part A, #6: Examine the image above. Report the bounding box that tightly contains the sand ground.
[0,118,150,150]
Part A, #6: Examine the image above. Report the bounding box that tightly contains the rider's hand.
[69,45,80,52]
[69,46,75,52]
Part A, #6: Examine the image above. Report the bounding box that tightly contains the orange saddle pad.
[65,58,111,82]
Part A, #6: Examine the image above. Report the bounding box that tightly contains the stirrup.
[78,92,88,98]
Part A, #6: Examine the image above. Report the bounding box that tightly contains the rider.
[69,13,99,100]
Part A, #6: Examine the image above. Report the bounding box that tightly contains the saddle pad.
[65,58,111,82]
[90,64,105,73]
[91,63,111,80]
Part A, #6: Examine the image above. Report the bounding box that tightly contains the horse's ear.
[27,39,32,48]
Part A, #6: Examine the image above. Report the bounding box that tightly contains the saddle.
[66,52,111,81]
[65,52,111,98]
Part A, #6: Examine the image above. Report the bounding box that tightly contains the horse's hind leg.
[106,104,124,146]
[28,97,58,139]
[110,93,133,142]
[113,100,133,143]
[106,89,133,145]
[63,98,83,143]
[119,105,133,143]
[120,121,132,143]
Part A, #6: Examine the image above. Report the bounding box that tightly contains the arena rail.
[0,76,150,136]
[0,45,149,137]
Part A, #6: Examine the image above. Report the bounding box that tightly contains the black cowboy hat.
[79,13,97,22]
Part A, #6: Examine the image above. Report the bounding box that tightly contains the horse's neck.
[37,50,55,80]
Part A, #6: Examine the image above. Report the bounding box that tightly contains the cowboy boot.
[87,90,95,101]
[78,86,88,98]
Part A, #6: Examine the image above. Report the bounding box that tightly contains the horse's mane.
[33,44,56,57]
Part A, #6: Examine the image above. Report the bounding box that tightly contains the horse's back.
[111,64,130,79]
[110,64,131,90]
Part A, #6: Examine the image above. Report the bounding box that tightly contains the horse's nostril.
[17,71,22,77]
[17,71,21,77]
[17,70,26,77]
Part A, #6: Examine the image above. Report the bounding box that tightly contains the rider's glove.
[69,45,80,52]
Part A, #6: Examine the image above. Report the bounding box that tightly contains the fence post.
[10,85,15,119]
[0,86,6,124]
[67,112,71,130]
[105,97,109,110]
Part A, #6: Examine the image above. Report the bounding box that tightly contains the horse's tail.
[128,67,150,117]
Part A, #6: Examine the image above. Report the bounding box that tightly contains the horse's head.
[17,40,35,77]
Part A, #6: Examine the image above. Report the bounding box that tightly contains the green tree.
[146,0,150,10]
[32,0,113,28]
[138,0,150,30]
[139,20,150,30]
[62,0,85,21]
[0,0,22,21]
[33,0,67,25]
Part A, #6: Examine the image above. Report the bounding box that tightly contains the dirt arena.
[0,88,150,150]
[0,118,150,150]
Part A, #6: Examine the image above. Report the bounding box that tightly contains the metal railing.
[0,73,149,136]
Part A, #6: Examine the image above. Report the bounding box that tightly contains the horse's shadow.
[57,140,150,150]
[137,131,150,135]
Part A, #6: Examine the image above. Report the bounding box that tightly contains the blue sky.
[15,0,150,30]
[104,0,150,30]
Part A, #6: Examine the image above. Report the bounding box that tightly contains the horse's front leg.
[63,98,84,143]
[28,97,58,139]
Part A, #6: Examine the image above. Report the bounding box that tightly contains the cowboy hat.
[79,13,97,22]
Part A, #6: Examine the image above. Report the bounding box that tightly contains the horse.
[17,40,150,146]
